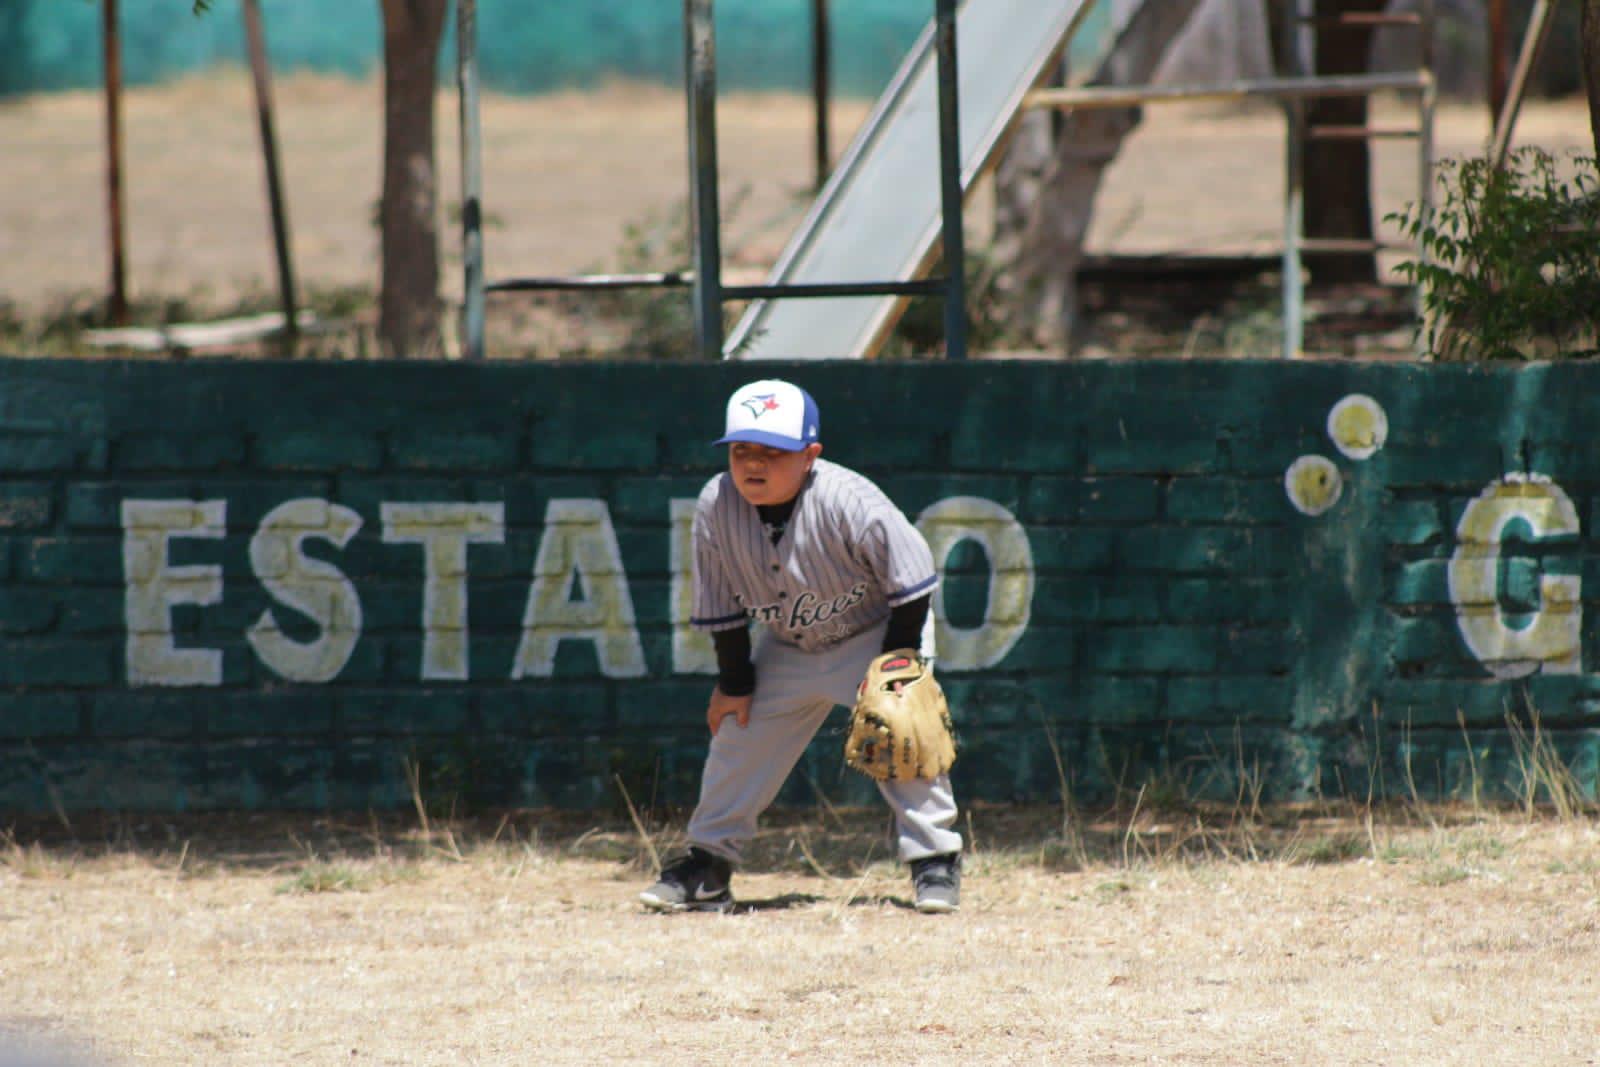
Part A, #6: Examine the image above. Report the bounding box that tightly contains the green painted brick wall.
[2,358,1600,813]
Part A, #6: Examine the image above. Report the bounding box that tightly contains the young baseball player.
[640,378,963,914]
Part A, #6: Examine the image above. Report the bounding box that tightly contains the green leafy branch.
[1388,148,1600,361]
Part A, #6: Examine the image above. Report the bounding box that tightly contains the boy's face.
[727,441,822,506]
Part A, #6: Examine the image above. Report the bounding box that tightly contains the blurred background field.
[2,74,1590,359]
[0,1,1593,359]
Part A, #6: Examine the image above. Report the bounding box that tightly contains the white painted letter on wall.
[1448,474,1581,678]
[512,499,647,679]
[122,499,226,687]
[247,498,365,683]
[916,497,1034,671]
[382,502,506,681]
[670,498,716,674]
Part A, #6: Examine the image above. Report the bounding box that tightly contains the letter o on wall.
[915,497,1034,671]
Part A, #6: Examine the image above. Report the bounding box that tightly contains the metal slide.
[725,0,1100,360]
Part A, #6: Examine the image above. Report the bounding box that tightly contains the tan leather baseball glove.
[843,649,957,781]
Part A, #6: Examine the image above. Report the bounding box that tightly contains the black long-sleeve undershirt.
[712,626,757,697]
[880,592,931,654]
[711,592,932,697]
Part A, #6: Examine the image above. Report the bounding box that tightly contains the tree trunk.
[379,0,447,359]
[991,0,1202,350]
[1585,0,1600,158]
[1302,0,1383,285]
[991,59,1067,342]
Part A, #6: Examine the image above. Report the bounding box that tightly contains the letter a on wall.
[512,499,647,679]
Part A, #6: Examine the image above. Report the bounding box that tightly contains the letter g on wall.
[1447,474,1581,678]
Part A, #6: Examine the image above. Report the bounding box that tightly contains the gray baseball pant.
[686,620,962,865]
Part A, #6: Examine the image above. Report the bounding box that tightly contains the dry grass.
[1,800,1598,1066]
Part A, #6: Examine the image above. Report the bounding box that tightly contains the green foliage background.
[1391,149,1600,361]
[3,1,1582,102]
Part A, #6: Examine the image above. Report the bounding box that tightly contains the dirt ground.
[1,74,1593,357]
[2,804,1598,1066]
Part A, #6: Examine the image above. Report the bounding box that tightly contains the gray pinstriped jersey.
[690,458,938,653]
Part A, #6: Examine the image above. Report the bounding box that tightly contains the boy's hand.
[707,686,753,736]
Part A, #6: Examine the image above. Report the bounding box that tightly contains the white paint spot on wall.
[1448,473,1581,678]
[1284,455,1342,516]
[1327,394,1388,461]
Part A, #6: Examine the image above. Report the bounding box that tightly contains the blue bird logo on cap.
[740,394,781,419]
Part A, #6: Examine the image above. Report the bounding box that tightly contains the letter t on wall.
[381,502,506,681]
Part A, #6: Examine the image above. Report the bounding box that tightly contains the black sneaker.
[911,853,961,914]
[639,847,734,913]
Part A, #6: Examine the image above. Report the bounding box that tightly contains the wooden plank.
[83,311,321,352]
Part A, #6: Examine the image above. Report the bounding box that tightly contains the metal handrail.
[1025,71,1430,111]
[486,273,691,293]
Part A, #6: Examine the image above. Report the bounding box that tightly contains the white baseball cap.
[714,379,821,451]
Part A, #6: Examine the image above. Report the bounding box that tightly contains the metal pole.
[102,0,128,326]
[934,0,966,362]
[1488,0,1508,124]
[685,0,724,359]
[811,0,831,192]
[1281,0,1305,359]
[458,0,485,361]
[1489,0,1556,168]
[1416,0,1436,355]
[242,0,298,352]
